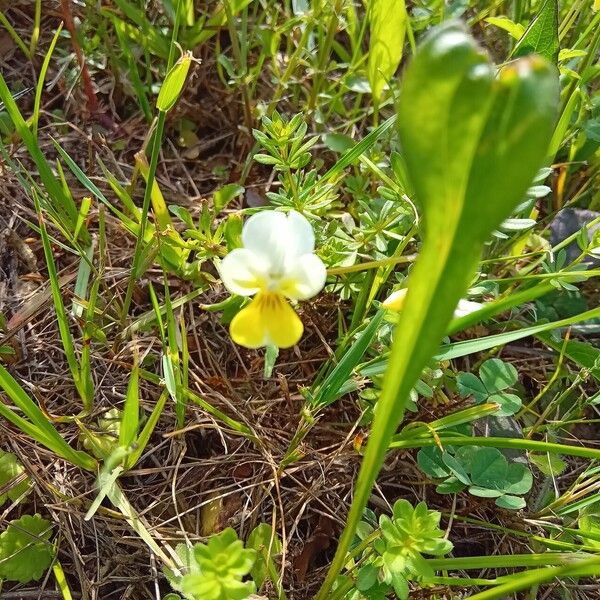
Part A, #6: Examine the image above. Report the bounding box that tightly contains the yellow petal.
[263,294,304,348]
[382,288,408,312]
[229,293,304,349]
[230,296,268,349]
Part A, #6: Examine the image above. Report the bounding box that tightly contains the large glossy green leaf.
[511,0,559,63]
[316,21,558,598]
[367,0,407,103]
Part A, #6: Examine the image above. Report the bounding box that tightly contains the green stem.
[308,0,343,111]
[120,0,183,322]
[120,112,166,321]
[314,230,473,599]
[427,553,588,570]
[389,434,600,460]
[465,555,600,600]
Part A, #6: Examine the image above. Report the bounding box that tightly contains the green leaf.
[0,73,87,243]
[391,571,409,600]
[126,390,168,469]
[156,52,192,112]
[213,184,245,213]
[456,372,488,402]
[579,514,600,550]
[470,447,507,489]
[310,310,385,409]
[368,0,407,103]
[536,331,600,382]
[0,450,30,504]
[495,494,527,510]
[417,446,450,478]
[502,462,533,495]
[322,133,355,154]
[119,363,140,449]
[511,0,559,63]
[436,477,466,494]
[176,529,257,600]
[247,523,282,590]
[469,486,505,498]
[479,358,518,393]
[489,392,522,416]
[0,514,54,582]
[437,306,600,361]
[485,16,525,40]
[356,563,379,591]
[454,445,478,472]
[441,451,471,485]
[0,364,97,471]
[529,452,566,476]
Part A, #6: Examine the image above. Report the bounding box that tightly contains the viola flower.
[383,288,483,318]
[219,210,326,349]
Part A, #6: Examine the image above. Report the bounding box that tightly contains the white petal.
[453,299,483,318]
[241,211,289,270]
[279,253,327,300]
[241,210,316,273]
[286,210,315,258]
[219,248,269,296]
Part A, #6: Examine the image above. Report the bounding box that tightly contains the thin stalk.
[465,555,600,600]
[389,434,600,460]
[0,11,31,59]
[223,0,253,132]
[30,0,42,55]
[120,1,183,322]
[308,0,343,111]
[427,553,588,570]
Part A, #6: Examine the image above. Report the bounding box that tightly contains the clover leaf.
[479,358,518,391]
[417,445,533,510]
[457,358,522,416]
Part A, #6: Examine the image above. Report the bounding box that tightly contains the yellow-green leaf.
[367,0,407,103]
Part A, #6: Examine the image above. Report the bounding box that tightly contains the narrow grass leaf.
[126,390,168,469]
[0,74,85,242]
[119,363,140,448]
[310,310,384,409]
[32,23,62,138]
[0,365,96,470]
[33,191,92,409]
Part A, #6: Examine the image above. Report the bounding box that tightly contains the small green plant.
[0,514,54,583]
[166,528,257,600]
[341,500,453,600]
[81,408,122,459]
[456,357,523,416]
[418,444,533,510]
[253,111,337,214]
